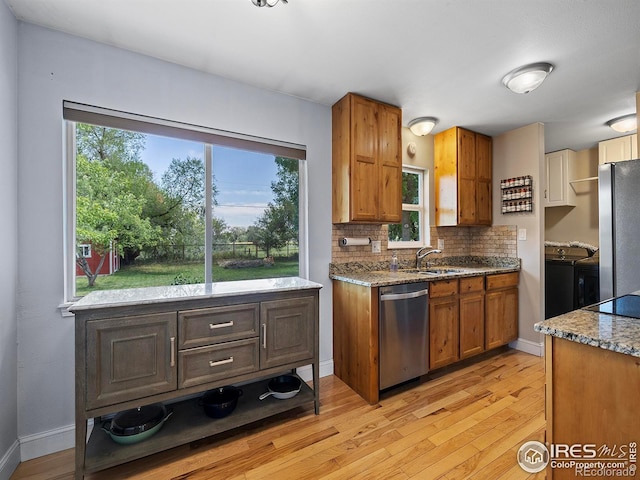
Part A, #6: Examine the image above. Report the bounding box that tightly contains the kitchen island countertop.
[534,298,640,358]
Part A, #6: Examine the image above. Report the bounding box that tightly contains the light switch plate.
[518,228,527,241]
[437,238,445,249]
[371,240,381,253]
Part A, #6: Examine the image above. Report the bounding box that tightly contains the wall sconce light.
[408,117,438,136]
[502,62,554,94]
[606,113,637,133]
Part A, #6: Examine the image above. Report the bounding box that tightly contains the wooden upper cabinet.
[332,93,402,224]
[434,126,492,226]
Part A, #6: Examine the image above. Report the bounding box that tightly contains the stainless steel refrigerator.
[599,158,640,300]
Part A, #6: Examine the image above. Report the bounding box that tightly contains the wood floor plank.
[10,349,547,480]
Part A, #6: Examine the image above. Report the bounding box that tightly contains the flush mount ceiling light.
[252,0,287,6]
[606,113,637,133]
[408,117,438,136]
[502,62,554,94]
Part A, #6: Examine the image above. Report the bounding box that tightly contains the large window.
[65,103,307,300]
[388,167,428,248]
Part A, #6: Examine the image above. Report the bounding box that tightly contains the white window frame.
[63,103,308,302]
[388,166,429,250]
[78,244,91,258]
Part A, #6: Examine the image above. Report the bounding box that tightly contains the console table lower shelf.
[84,377,315,474]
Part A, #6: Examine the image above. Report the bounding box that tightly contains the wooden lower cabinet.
[332,280,379,404]
[545,336,640,479]
[485,273,519,350]
[332,272,519,405]
[429,280,459,370]
[459,276,485,359]
[72,286,320,479]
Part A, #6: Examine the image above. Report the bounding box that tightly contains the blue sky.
[140,133,277,227]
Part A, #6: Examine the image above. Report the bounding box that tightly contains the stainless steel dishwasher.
[379,282,429,390]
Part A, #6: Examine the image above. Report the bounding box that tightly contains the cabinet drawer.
[178,303,259,349]
[486,272,519,291]
[429,279,459,298]
[178,338,259,389]
[460,276,484,294]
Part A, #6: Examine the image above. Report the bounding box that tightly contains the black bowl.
[201,386,243,419]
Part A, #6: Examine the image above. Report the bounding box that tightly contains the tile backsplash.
[332,224,517,265]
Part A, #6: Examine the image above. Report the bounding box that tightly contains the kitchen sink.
[400,267,469,275]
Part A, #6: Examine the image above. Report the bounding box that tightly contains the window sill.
[58,302,75,318]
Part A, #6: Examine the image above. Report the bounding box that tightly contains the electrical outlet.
[437,238,445,250]
[518,228,527,241]
[371,240,381,253]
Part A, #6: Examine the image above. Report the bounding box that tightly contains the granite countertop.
[534,303,640,358]
[69,277,323,312]
[329,256,521,287]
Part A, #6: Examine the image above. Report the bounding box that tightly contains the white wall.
[16,23,332,459]
[0,1,20,478]
[493,123,545,353]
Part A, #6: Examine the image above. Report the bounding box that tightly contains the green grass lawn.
[76,259,299,296]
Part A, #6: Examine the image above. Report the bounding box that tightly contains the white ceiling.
[7,0,640,152]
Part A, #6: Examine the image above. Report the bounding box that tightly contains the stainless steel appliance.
[599,159,640,299]
[585,294,640,318]
[379,282,429,390]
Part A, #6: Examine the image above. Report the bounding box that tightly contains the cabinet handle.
[209,320,234,330]
[262,323,267,349]
[209,356,234,368]
[170,337,175,367]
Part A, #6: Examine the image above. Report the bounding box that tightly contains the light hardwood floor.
[11,348,546,480]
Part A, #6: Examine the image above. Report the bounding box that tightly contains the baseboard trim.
[510,337,544,357]
[0,440,20,480]
[19,424,75,462]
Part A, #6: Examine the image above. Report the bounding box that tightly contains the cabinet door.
[475,134,492,225]
[485,290,504,350]
[86,312,177,409]
[459,292,485,359]
[377,103,402,223]
[429,296,459,370]
[457,129,477,224]
[350,95,379,221]
[598,135,635,164]
[260,296,315,370]
[502,287,519,343]
[485,287,519,350]
[545,150,576,207]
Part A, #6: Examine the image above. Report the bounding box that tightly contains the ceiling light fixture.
[606,113,637,133]
[408,117,438,136]
[252,0,287,7]
[502,62,554,94]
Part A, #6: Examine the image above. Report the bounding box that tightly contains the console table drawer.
[178,303,259,349]
[178,338,259,389]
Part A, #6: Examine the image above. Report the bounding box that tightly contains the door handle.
[169,336,175,367]
[380,289,429,302]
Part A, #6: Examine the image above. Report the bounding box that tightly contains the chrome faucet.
[416,247,442,269]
